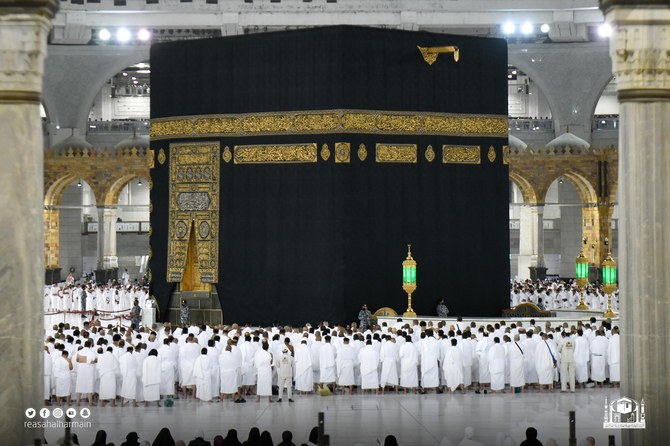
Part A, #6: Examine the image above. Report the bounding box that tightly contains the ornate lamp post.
[575,237,590,310]
[402,244,417,317]
[601,237,618,318]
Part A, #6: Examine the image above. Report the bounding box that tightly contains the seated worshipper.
[222,429,242,446]
[143,348,162,406]
[277,431,296,446]
[520,427,543,446]
[193,348,215,402]
[121,432,141,446]
[436,299,449,317]
[152,427,176,446]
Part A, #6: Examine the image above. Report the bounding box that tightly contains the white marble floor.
[45,387,622,446]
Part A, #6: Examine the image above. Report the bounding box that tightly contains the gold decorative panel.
[375,144,418,163]
[442,145,481,164]
[335,143,350,163]
[222,146,232,163]
[168,142,220,283]
[357,144,368,161]
[158,149,166,165]
[488,146,497,163]
[502,145,510,165]
[425,145,435,162]
[233,144,318,164]
[321,144,331,161]
[148,149,155,169]
[151,109,508,140]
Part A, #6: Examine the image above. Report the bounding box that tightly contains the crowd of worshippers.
[510,279,619,311]
[72,425,324,446]
[43,315,621,407]
[44,280,151,313]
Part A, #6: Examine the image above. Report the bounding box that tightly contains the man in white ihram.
[275,347,295,402]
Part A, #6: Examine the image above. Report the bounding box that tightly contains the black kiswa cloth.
[149,26,509,325]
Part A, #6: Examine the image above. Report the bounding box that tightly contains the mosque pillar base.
[45,267,62,285]
[168,290,222,326]
[528,266,547,281]
[95,267,118,284]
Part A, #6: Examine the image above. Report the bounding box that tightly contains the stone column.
[44,207,61,284]
[0,1,59,445]
[96,206,119,282]
[517,204,546,280]
[600,2,670,444]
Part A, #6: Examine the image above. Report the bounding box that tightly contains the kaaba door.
[180,223,210,292]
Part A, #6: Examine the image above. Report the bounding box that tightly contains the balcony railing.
[508,118,554,132]
[86,120,150,134]
[592,115,619,131]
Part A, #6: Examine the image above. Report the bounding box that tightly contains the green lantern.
[402,245,417,317]
[575,237,590,310]
[602,237,617,318]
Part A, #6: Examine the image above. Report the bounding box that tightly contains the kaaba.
[149,26,509,326]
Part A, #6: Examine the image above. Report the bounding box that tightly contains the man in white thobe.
[590,330,609,386]
[358,340,380,393]
[522,332,538,388]
[53,350,73,406]
[158,339,177,397]
[75,340,97,406]
[476,334,491,392]
[607,327,620,386]
[142,349,162,406]
[420,331,440,392]
[44,347,53,404]
[379,337,399,393]
[444,338,465,393]
[294,340,313,393]
[574,329,590,387]
[319,336,337,391]
[399,336,419,392]
[254,343,273,402]
[459,333,474,389]
[97,347,119,406]
[193,348,214,402]
[179,337,200,400]
[219,343,241,401]
[508,335,525,391]
[119,347,138,407]
[487,337,506,393]
[535,333,557,392]
[336,338,356,394]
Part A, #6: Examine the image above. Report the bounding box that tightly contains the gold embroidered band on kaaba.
[168,142,220,283]
[234,144,317,164]
[151,109,508,140]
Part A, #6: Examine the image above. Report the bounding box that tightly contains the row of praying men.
[510,279,619,311]
[44,282,150,313]
[43,318,620,406]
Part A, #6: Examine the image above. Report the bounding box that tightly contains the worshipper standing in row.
[358,339,380,394]
[255,342,273,402]
[557,331,576,393]
[535,333,557,393]
[143,349,162,406]
[336,337,356,394]
[275,347,295,402]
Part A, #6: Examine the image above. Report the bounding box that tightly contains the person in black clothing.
[276,431,295,446]
[223,429,243,446]
[91,430,108,446]
[520,427,543,446]
[243,427,261,446]
[120,432,141,446]
[152,427,176,446]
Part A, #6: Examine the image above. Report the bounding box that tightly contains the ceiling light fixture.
[502,22,515,35]
[98,29,111,41]
[116,28,131,43]
[137,29,151,41]
[598,23,612,38]
[521,23,534,35]
[138,179,143,186]
[77,180,82,187]
[540,23,550,33]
